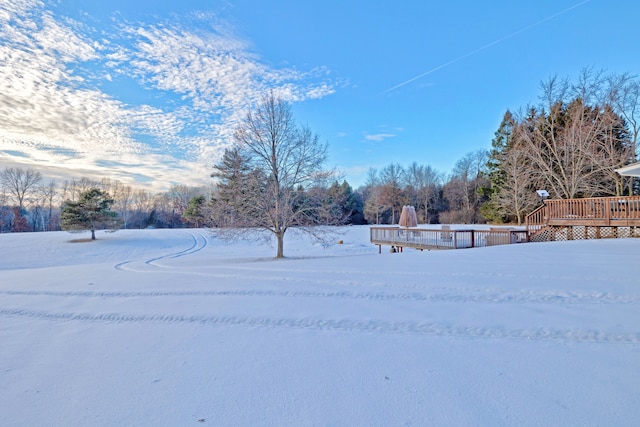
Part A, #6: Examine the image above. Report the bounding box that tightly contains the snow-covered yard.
[1,226,639,426]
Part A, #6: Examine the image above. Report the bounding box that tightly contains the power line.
[379,0,592,95]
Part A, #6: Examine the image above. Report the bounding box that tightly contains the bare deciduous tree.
[39,180,58,231]
[607,72,640,194]
[215,92,335,258]
[515,78,632,199]
[131,189,154,228]
[378,163,406,224]
[0,167,42,210]
[168,185,202,220]
[443,150,489,224]
[111,181,133,229]
[363,168,385,224]
[493,146,538,224]
[61,177,99,203]
[404,162,443,224]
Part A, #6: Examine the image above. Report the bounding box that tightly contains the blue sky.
[1,0,639,192]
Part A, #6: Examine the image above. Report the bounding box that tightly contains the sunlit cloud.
[0,2,337,192]
[0,2,146,183]
[121,19,336,147]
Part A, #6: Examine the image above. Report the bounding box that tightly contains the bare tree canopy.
[486,70,639,225]
[0,167,42,210]
[515,94,632,199]
[442,150,489,224]
[212,92,336,258]
[378,163,406,224]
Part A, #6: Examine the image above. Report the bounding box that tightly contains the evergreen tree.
[60,188,120,240]
[340,180,366,224]
[487,111,515,191]
[183,195,207,227]
[210,147,262,227]
[482,111,515,223]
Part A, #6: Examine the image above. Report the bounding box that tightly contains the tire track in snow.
[1,289,638,305]
[1,307,638,344]
[145,231,209,264]
[114,231,208,271]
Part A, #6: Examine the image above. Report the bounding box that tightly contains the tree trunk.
[91,225,96,240]
[276,231,284,258]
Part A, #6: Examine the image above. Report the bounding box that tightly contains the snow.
[1,226,639,426]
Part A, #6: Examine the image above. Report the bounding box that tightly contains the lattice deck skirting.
[529,225,640,242]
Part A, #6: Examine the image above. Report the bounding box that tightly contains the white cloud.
[0,0,43,22]
[364,133,396,142]
[0,3,337,192]
[124,21,334,112]
[0,5,137,154]
[35,13,97,63]
[117,17,337,168]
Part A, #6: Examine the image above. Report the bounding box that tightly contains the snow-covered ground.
[1,226,639,426]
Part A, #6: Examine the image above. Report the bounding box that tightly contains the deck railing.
[370,227,527,251]
[526,195,640,237]
[526,204,548,236]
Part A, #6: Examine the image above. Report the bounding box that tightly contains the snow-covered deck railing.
[526,195,640,239]
[370,227,528,252]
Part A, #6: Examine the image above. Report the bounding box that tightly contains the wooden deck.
[526,195,640,241]
[370,227,527,252]
[371,196,640,251]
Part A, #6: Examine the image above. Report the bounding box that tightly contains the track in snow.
[114,230,209,271]
[0,307,638,344]
[1,288,639,305]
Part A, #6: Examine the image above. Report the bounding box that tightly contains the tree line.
[1,69,638,235]
[0,170,208,233]
[484,69,639,224]
[360,71,639,226]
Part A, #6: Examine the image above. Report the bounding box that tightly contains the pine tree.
[482,111,515,223]
[183,195,207,227]
[488,111,515,189]
[60,188,120,240]
[210,147,262,227]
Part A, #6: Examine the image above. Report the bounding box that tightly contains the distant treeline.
[1,69,638,233]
